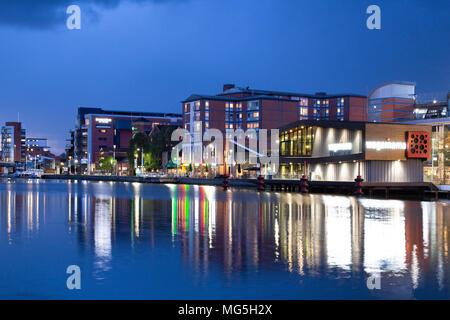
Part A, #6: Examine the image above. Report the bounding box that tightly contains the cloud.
[0,0,184,29]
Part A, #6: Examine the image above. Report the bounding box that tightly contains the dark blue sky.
[0,0,448,153]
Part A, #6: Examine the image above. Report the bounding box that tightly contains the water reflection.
[0,179,449,298]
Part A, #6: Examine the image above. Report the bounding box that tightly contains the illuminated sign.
[366,141,406,151]
[95,118,112,124]
[328,143,352,152]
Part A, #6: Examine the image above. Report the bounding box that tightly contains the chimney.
[223,84,235,92]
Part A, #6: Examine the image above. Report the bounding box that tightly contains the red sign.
[407,132,430,158]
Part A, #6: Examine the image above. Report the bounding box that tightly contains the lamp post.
[134,150,139,176]
[113,145,116,176]
[36,154,40,170]
[136,147,144,173]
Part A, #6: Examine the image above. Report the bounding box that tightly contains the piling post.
[257,174,265,191]
[223,166,229,190]
[354,161,364,197]
[300,161,309,193]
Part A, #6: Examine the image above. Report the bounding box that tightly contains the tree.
[127,132,151,172]
[147,126,179,171]
[99,156,116,172]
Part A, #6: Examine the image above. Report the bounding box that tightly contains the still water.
[0,179,449,300]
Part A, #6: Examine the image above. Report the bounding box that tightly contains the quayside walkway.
[37,174,445,201]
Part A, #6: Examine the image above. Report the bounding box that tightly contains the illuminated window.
[313,100,321,120]
[337,105,344,121]
[299,103,308,120]
[247,101,259,111]
[280,126,313,156]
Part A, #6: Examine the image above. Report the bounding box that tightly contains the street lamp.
[135,150,139,176]
[136,147,144,173]
[113,145,116,176]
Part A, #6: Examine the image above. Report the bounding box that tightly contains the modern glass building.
[0,122,26,164]
[278,120,431,183]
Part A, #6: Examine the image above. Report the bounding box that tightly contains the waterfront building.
[73,107,182,174]
[278,120,431,182]
[25,138,57,173]
[368,81,416,122]
[413,99,448,119]
[397,92,450,186]
[183,84,367,132]
[26,138,49,152]
[181,84,367,176]
[0,122,26,164]
[65,130,75,174]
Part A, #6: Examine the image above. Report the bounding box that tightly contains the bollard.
[354,175,364,196]
[257,174,265,191]
[223,174,229,190]
[300,174,309,193]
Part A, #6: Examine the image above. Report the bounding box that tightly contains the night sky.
[0,0,448,154]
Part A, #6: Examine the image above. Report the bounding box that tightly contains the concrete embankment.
[42,174,257,188]
[41,174,446,200]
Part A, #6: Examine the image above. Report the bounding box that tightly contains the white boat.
[14,169,44,179]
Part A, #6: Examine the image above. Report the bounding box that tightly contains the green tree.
[127,132,151,172]
[99,156,116,172]
[147,126,179,170]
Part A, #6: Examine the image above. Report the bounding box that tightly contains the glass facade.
[313,100,321,120]
[246,101,260,130]
[235,103,242,129]
[337,98,345,121]
[322,99,329,120]
[424,124,450,185]
[204,101,209,129]
[298,98,308,120]
[225,102,234,129]
[280,126,314,157]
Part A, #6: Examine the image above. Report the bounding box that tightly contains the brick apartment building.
[183,84,367,133]
[180,84,367,176]
[72,107,182,174]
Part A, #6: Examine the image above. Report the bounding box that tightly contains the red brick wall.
[260,99,299,130]
[348,97,368,121]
